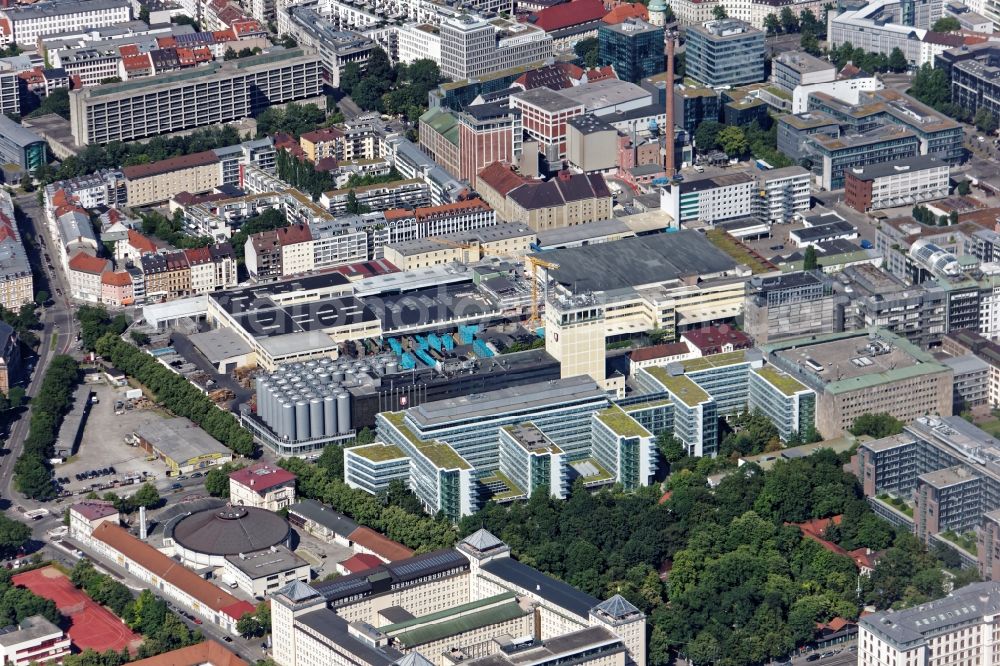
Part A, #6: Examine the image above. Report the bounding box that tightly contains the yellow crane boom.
[526,256,559,329]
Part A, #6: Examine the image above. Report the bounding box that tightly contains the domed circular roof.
[171,504,290,556]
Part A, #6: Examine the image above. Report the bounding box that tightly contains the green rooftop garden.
[624,398,675,412]
[579,457,614,484]
[764,85,792,101]
[705,229,773,275]
[382,412,471,470]
[646,367,710,406]
[876,494,913,518]
[597,406,651,439]
[755,365,807,396]
[941,530,977,556]
[683,350,748,372]
[485,470,526,501]
[348,444,408,462]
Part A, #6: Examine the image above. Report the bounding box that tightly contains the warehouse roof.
[533,230,737,293]
[135,416,231,464]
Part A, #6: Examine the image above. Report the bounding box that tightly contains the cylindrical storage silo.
[295,401,310,440]
[281,401,295,440]
[317,373,329,384]
[323,395,336,436]
[262,383,273,426]
[337,392,351,433]
[310,398,323,438]
[385,361,398,374]
[332,370,344,382]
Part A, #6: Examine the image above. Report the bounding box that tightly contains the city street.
[0,191,78,509]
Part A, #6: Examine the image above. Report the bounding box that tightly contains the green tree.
[130,483,161,509]
[931,16,961,31]
[800,31,821,56]
[0,515,31,557]
[130,331,150,346]
[888,47,908,73]
[711,4,728,19]
[34,290,49,306]
[717,125,749,156]
[574,37,600,68]
[139,4,150,21]
[26,88,70,120]
[909,63,956,114]
[803,245,818,270]
[779,7,799,32]
[850,412,904,438]
[763,13,781,34]
[345,190,370,214]
[656,432,686,463]
[694,120,725,151]
[224,47,237,60]
[958,179,972,195]
[975,107,998,134]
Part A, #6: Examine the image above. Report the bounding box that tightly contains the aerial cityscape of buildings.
[10,0,1000,664]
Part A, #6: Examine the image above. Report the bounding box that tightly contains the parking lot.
[53,383,173,496]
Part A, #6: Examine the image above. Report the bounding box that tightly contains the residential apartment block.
[2,0,131,46]
[0,191,34,312]
[69,48,323,145]
[0,616,71,666]
[828,0,947,68]
[661,165,810,225]
[229,463,297,511]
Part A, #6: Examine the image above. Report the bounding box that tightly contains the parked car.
[171,483,183,490]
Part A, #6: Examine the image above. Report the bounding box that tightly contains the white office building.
[2,0,131,46]
[439,14,552,81]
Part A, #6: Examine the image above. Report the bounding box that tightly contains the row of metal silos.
[255,359,354,441]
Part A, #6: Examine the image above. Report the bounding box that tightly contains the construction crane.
[426,236,477,264]
[526,255,559,329]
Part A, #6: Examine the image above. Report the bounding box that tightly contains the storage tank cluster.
[254,357,385,441]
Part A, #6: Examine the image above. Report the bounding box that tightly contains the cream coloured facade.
[124,158,222,208]
[859,582,1000,666]
[381,224,535,271]
[271,531,646,666]
[281,239,316,276]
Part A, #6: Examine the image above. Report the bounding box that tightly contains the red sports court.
[13,566,142,654]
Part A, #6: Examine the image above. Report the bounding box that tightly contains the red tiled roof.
[630,342,690,362]
[184,246,212,265]
[128,641,248,666]
[229,463,296,493]
[301,127,344,144]
[157,36,177,48]
[383,209,414,221]
[477,162,531,197]
[413,199,491,220]
[531,0,607,31]
[128,229,157,254]
[219,601,256,622]
[277,223,312,245]
[68,253,110,275]
[92,523,244,612]
[681,324,752,353]
[585,65,617,82]
[339,553,383,573]
[122,53,152,72]
[603,2,647,23]
[123,150,218,180]
[0,18,10,36]
[101,271,132,286]
[348,527,414,562]
[213,29,237,41]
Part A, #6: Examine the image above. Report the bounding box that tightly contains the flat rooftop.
[224,545,307,578]
[135,416,231,461]
[532,230,737,294]
[503,423,562,454]
[408,376,606,428]
[187,327,253,364]
[767,331,948,394]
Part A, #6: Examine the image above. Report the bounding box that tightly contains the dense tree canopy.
[15,355,79,499]
[850,413,904,439]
